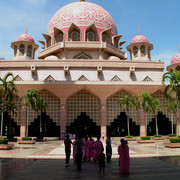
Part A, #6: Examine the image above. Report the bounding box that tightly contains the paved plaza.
[1,138,180,179]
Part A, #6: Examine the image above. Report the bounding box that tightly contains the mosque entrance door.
[148,112,172,135]
[29,112,60,137]
[0,112,20,138]
[107,112,139,137]
[66,112,100,137]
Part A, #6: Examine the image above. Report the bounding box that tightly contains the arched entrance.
[67,90,101,136]
[107,112,139,137]
[29,112,60,137]
[148,112,172,135]
[66,112,100,137]
[27,89,60,137]
[107,90,139,137]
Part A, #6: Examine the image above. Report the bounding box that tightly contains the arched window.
[14,46,17,56]
[19,44,25,56]
[133,46,138,57]
[86,31,96,41]
[102,34,109,43]
[55,33,63,43]
[47,39,51,47]
[27,45,32,57]
[148,47,151,58]
[140,45,146,57]
[69,30,80,41]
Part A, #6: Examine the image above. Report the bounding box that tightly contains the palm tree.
[137,91,156,136]
[166,97,177,134]
[0,72,17,138]
[162,70,180,134]
[37,99,48,138]
[20,89,40,137]
[119,93,138,136]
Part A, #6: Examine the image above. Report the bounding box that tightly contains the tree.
[118,93,138,136]
[137,91,158,136]
[0,72,17,138]
[166,97,177,134]
[37,99,48,138]
[20,89,40,137]
[162,70,180,134]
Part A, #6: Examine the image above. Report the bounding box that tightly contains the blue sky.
[0,0,180,70]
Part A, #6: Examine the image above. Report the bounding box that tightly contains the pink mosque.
[1,0,180,138]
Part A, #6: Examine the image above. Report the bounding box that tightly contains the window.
[69,30,80,41]
[55,33,63,43]
[140,45,146,57]
[148,47,151,58]
[133,46,138,57]
[47,39,51,47]
[86,31,96,41]
[27,45,32,57]
[19,44,25,56]
[102,34,109,43]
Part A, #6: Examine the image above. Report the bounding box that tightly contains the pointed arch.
[44,75,56,82]
[68,23,81,41]
[14,75,23,81]
[54,27,64,44]
[143,76,153,82]
[85,23,98,41]
[74,52,92,59]
[101,28,112,44]
[43,33,52,48]
[77,75,89,81]
[111,75,122,81]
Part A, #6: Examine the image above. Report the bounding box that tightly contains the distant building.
[0,0,178,138]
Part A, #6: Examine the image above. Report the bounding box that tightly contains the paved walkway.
[1,139,180,179]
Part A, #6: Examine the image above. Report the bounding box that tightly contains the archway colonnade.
[5,86,180,138]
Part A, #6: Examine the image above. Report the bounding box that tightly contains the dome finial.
[25,27,27,34]
[80,0,85,2]
[179,44,180,53]
[138,27,140,35]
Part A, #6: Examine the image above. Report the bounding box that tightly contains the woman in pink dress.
[118,139,130,174]
[88,136,95,161]
[73,137,77,164]
[94,136,103,161]
[83,136,89,161]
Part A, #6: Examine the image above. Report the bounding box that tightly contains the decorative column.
[60,99,67,138]
[139,109,146,136]
[20,105,27,137]
[176,108,180,136]
[101,99,107,139]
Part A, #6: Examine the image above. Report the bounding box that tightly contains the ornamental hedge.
[0,139,8,144]
[125,136,133,138]
[22,137,32,140]
[169,134,176,137]
[141,136,151,140]
[154,135,162,137]
[170,138,180,143]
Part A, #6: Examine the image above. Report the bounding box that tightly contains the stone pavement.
[1,139,180,179]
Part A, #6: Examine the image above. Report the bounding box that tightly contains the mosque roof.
[171,52,180,64]
[131,35,148,44]
[16,33,34,43]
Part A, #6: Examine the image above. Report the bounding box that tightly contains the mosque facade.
[0,0,179,138]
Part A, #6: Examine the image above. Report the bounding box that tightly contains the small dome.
[131,35,148,44]
[44,55,58,60]
[171,53,180,64]
[108,56,120,60]
[16,33,34,42]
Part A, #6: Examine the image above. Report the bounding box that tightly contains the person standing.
[73,136,84,170]
[106,136,112,162]
[88,136,95,161]
[64,134,72,166]
[118,139,130,174]
[83,136,89,162]
[98,148,105,174]
[94,135,103,162]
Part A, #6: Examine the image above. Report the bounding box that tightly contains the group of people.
[64,134,130,174]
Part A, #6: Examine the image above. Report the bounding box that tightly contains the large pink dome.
[47,1,117,36]
[16,33,34,42]
[131,35,148,44]
[171,53,180,64]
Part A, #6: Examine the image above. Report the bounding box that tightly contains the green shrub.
[0,139,8,144]
[125,136,133,138]
[169,134,176,137]
[22,137,32,140]
[170,138,180,143]
[154,135,162,137]
[141,136,151,140]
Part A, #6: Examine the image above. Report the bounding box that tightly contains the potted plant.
[153,134,164,140]
[0,139,14,150]
[125,136,136,141]
[165,138,180,148]
[137,136,155,143]
[17,137,35,144]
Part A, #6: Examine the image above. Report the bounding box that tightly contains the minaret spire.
[179,44,180,53]
[138,27,140,35]
[25,27,27,34]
